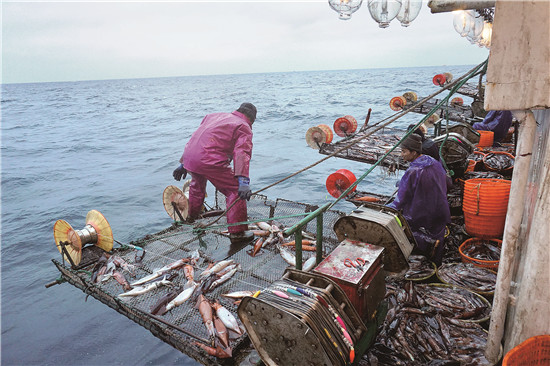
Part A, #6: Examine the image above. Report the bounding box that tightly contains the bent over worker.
[472,110,513,145]
[387,133,451,265]
[172,103,257,243]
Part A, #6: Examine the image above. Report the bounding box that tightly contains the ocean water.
[1,65,473,365]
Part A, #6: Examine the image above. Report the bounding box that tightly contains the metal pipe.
[485,110,537,363]
[316,214,324,265]
[428,0,495,13]
[295,230,303,270]
[283,203,331,236]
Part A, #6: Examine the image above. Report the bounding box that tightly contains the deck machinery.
[238,204,414,366]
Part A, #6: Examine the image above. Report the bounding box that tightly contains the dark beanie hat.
[237,102,257,123]
[401,133,423,154]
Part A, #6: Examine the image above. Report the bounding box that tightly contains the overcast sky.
[1,1,489,84]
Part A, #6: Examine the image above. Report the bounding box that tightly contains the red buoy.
[433,74,446,86]
[451,97,464,106]
[333,115,358,137]
[389,96,407,111]
[326,169,357,198]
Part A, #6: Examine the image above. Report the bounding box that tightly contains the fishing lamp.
[367,0,402,28]
[328,0,363,20]
[396,0,422,27]
[452,8,493,49]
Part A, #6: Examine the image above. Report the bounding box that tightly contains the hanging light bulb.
[453,10,475,37]
[478,21,493,48]
[328,0,363,20]
[367,0,403,28]
[466,13,484,44]
[396,0,422,27]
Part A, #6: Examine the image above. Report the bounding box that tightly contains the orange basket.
[483,151,515,173]
[464,212,506,238]
[466,159,476,172]
[459,237,501,270]
[503,335,550,366]
[476,130,494,148]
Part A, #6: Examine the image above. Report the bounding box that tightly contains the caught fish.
[249,237,264,257]
[193,342,232,359]
[405,255,435,280]
[256,221,272,231]
[210,266,239,290]
[199,259,235,279]
[277,245,296,267]
[111,255,136,277]
[251,230,271,237]
[131,258,188,286]
[164,282,199,313]
[118,274,175,297]
[197,295,216,340]
[214,317,230,348]
[183,264,195,282]
[112,271,132,291]
[91,253,110,283]
[281,239,316,247]
[221,290,253,299]
[302,256,317,272]
[211,301,242,335]
[437,263,497,293]
[150,291,178,316]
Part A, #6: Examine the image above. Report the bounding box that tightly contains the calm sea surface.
[1,65,473,365]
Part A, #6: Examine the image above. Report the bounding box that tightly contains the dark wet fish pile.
[462,240,501,261]
[469,152,485,162]
[438,263,497,293]
[442,222,467,264]
[484,153,514,171]
[366,281,492,365]
[404,255,435,280]
[463,171,504,180]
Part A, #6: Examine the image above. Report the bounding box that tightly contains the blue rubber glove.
[173,164,187,181]
[237,176,252,201]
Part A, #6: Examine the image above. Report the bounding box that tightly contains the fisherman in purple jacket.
[388,133,451,265]
[472,110,513,145]
[173,103,257,243]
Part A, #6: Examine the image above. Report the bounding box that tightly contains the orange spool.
[389,96,407,111]
[326,169,357,198]
[317,124,333,144]
[333,115,358,137]
[432,74,446,86]
[451,97,464,106]
[476,130,494,148]
[502,335,550,366]
[459,238,501,270]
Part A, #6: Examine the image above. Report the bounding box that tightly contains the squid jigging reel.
[53,210,113,266]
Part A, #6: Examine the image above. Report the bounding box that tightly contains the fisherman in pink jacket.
[173,103,257,242]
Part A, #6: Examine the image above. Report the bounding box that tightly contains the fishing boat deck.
[52,195,346,366]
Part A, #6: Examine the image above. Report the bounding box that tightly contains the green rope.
[328,59,488,209]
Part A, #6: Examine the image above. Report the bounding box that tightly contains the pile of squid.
[437,263,497,293]
[245,221,318,272]
[91,252,140,290]
[461,240,501,261]
[366,280,492,365]
[484,152,514,171]
[404,255,435,280]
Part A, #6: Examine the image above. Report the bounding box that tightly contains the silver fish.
[199,259,235,279]
[212,302,242,335]
[221,290,254,299]
[277,245,296,267]
[210,266,239,290]
[118,277,172,297]
[165,282,198,312]
[302,256,317,272]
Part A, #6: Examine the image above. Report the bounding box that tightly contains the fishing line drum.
[53,209,113,267]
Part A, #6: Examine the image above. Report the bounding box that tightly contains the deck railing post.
[316,214,324,265]
[295,230,303,270]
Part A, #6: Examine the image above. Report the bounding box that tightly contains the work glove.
[173,164,187,181]
[237,176,252,201]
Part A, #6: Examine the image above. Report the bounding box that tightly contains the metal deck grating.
[54,194,347,365]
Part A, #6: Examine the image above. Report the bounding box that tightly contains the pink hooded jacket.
[180,111,253,177]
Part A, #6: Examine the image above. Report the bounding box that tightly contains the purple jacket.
[181,111,253,177]
[388,155,450,239]
[472,110,513,144]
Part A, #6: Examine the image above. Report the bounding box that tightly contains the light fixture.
[367,0,403,28]
[466,13,485,44]
[478,21,492,48]
[452,10,475,37]
[328,0,363,20]
[396,0,422,27]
